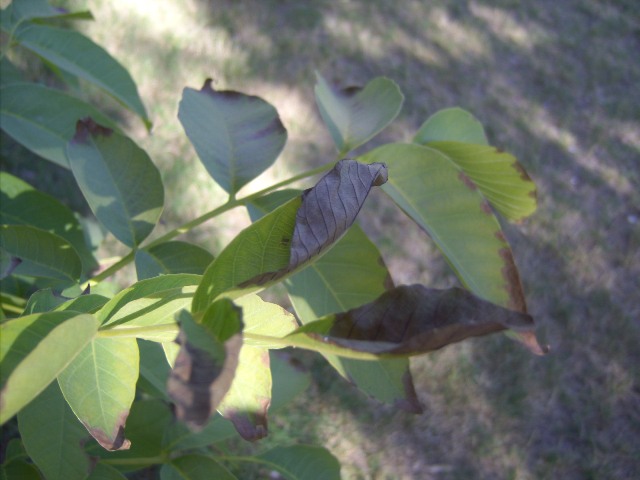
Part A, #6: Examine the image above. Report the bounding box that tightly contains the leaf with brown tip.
[167,302,243,429]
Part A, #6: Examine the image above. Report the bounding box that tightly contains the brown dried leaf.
[295,285,543,356]
[167,302,243,429]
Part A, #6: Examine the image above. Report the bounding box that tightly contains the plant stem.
[84,162,334,288]
[97,323,178,338]
[101,455,167,467]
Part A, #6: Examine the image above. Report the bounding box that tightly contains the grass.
[2,0,639,478]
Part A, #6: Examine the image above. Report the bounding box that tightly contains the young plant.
[0,2,546,479]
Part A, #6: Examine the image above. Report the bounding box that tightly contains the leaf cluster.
[0,1,545,479]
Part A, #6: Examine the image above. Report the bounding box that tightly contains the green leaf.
[0,172,98,273]
[18,382,92,480]
[178,79,287,195]
[23,289,66,314]
[315,72,403,155]
[97,275,199,343]
[413,107,489,145]
[0,460,41,480]
[0,224,82,285]
[246,188,300,221]
[3,0,93,24]
[217,345,270,441]
[286,225,422,412]
[87,399,172,471]
[192,197,299,312]
[67,118,164,247]
[361,143,514,305]
[135,241,214,280]
[193,160,387,312]
[257,445,341,480]
[0,311,99,424]
[0,58,23,86]
[162,414,239,450]
[86,464,128,480]
[423,142,537,221]
[57,337,139,450]
[54,293,109,314]
[0,83,118,168]
[13,24,150,128]
[236,294,298,348]
[135,340,170,400]
[161,454,238,480]
[167,305,243,429]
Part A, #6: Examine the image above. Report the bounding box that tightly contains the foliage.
[0,1,545,479]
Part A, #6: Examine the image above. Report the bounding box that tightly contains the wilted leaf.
[414,107,489,145]
[18,382,92,480]
[215,296,296,440]
[178,79,287,195]
[135,241,214,280]
[58,337,139,450]
[13,24,150,128]
[167,304,243,429]
[248,183,420,411]
[192,160,387,312]
[286,225,421,412]
[315,72,404,155]
[0,83,119,168]
[0,311,99,424]
[0,224,82,285]
[286,285,541,357]
[67,118,164,247]
[257,445,341,480]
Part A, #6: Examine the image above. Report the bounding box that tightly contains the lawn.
[2,0,639,478]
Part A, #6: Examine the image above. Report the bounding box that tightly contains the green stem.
[101,455,167,467]
[84,162,334,288]
[97,323,178,338]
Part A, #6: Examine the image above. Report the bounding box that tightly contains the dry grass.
[4,0,640,478]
